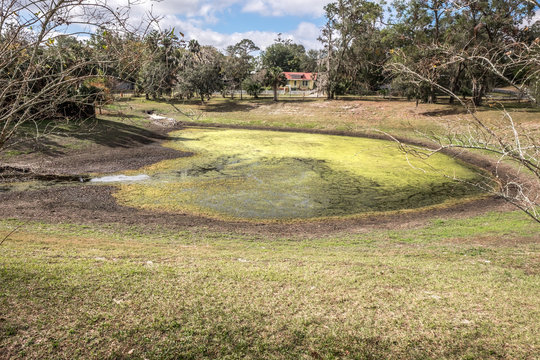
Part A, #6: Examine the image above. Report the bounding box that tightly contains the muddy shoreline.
[0,123,515,236]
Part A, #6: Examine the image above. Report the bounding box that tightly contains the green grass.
[0,212,538,359]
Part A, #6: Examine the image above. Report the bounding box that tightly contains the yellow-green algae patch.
[115,128,486,220]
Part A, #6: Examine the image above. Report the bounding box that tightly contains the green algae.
[115,128,487,220]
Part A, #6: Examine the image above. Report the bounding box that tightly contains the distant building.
[110,79,135,92]
[283,72,317,90]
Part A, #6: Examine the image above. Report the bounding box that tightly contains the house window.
[294,81,297,86]
[302,81,308,86]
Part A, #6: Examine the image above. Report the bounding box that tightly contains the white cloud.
[291,22,321,49]
[109,0,240,25]
[185,21,320,50]
[122,0,332,21]
[241,0,331,17]
[241,0,267,14]
[531,10,540,24]
[157,15,321,50]
[108,0,325,50]
[147,0,332,18]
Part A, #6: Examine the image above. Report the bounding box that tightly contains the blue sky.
[210,5,324,34]
[125,0,332,51]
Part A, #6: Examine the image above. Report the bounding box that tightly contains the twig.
[0,223,24,246]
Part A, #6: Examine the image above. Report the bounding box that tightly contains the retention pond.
[109,128,486,220]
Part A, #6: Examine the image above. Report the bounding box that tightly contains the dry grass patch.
[106,96,540,141]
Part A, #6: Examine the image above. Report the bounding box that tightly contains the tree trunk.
[472,80,484,107]
[326,28,333,101]
[273,84,278,102]
[326,84,334,100]
[473,92,483,106]
[426,85,436,104]
[448,64,463,105]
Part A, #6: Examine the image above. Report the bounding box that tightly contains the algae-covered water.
[113,128,486,220]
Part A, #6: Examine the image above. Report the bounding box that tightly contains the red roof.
[283,72,317,81]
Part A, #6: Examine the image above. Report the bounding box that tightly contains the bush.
[242,78,263,98]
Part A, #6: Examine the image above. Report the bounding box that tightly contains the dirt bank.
[1,127,188,176]
[0,182,510,237]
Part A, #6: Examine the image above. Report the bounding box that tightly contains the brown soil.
[0,183,510,237]
[0,123,517,237]
[2,136,188,176]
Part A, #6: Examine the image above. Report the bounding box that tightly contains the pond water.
[112,128,486,220]
[90,174,150,183]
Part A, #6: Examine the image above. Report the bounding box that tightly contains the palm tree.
[264,67,287,102]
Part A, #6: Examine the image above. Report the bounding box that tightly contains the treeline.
[40,30,320,103]
[319,0,540,105]
[90,0,540,106]
[94,32,318,102]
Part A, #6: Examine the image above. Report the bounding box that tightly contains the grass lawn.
[1,212,539,359]
[105,95,540,136]
[1,95,539,359]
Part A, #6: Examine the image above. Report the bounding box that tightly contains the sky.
[126,0,332,51]
[79,0,539,52]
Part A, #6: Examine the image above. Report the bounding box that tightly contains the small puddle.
[90,174,150,183]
